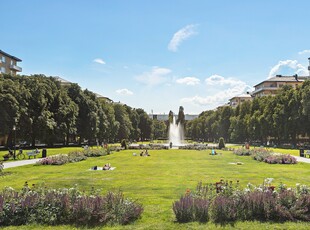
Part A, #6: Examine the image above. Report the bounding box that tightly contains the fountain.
[168,116,184,147]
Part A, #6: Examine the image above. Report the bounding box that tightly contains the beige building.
[149,114,198,121]
[53,76,113,103]
[229,93,253,108]
[0,50,22,75]
[252,75,308,97]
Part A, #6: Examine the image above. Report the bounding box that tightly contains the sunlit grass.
[1,147,310,229]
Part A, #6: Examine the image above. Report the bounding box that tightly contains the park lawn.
[1,148,310,229]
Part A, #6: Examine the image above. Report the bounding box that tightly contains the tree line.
[186,81,310,146]
[2,74,308,147]
[0,74,159,147]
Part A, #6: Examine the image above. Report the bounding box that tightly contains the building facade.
[229,93,253,108]
[252,75,308,97]
[149,114,198,121]
[0,50,22,75]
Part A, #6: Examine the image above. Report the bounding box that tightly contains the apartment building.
[53,76,113,102]
[229,93,253,107]
[0,50,22,75]
[252,75,308,97]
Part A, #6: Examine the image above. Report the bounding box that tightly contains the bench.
[305,150,310,158]
[26,150,40,159]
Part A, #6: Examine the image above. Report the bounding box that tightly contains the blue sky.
[1,0,310,114]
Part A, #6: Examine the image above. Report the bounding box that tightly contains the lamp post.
[13,125,16,160]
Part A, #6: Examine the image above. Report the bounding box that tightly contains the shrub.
[173,195,194,223]
[233,148,251,156]
[234,148,296,165]
[173,195,210,223]
[238,190,277,221]
[193,198,210,222]
[83,148,108,157]
[0,184,143,226]
[37,154,69,165]
[173,180,310,224]
[210,195,237,223]
[121,139,128,149]
[264,154,297,164]
[36,151,88,166]
[218,137,225,149]
[68,151,87,162]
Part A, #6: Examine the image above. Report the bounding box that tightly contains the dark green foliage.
[83,148,109,157]
[121,139,128,149]
[186,79,310,145]
[218,137,225,149]
[0,74,151,147]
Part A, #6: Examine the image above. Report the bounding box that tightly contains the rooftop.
[230,93,252,99]
[0,50,22,62]
[53,76,72,85]
[254,75,309,87]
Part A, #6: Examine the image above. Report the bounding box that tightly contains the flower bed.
[233,148,296,164]
[264,154,297,164]
[173,179,310,224]
[36,151,87,165]
[179,144,208,150]
[0,184,143,226]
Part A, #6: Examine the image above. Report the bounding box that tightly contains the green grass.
[1,148,310,229]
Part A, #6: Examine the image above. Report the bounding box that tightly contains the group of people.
[91,163,112,170]
[140,149,150,157]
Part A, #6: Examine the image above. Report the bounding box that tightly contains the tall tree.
[113,103,132,141]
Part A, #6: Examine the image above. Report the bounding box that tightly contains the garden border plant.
[0,182,143,226]
[36,148,112,166]
[173,179,310,224]
[233,148,297,164]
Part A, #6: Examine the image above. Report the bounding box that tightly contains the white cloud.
[176,77,200,85]
[298,50,310,55]
[115,88,133,96]
[135,66,172,86]
[168,24,198,52]
[268,60,308,78]
[93,58,106,64]
[205,74,244,86]
[181,75,252,106]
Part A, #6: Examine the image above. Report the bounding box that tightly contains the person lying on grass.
[103,163,111,170]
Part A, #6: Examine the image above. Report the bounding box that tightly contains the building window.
[1,56,5,63]
[1,67,6,73]
[10,59,14,66]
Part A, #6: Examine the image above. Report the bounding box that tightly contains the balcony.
[10,64,22,72]
[252,87,278,96]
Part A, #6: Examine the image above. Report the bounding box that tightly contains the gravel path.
[294,156,310,163]
[2,154,310,170]
[2,159,41,169]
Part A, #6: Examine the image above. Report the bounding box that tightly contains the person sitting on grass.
[144,149,150,156]
[211,148,216,155]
